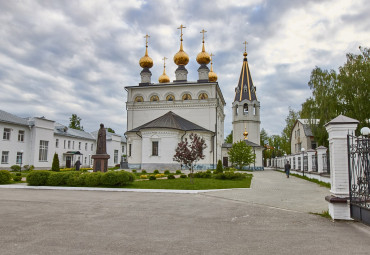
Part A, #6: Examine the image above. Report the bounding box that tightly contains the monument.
[92,123,110,172]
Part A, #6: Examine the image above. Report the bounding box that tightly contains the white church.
[125,26,264,171]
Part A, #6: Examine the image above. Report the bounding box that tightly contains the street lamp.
[361,127,370,136]
[301,148,305,177]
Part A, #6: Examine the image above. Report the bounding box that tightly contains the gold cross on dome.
[177,24,186,40]
[200,29,207,41]
[210,53,214,63]
[162,57,168,68]
[243,41,248,52]
[144,34,150,47]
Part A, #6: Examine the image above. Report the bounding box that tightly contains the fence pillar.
[307,149,315,172]
[325,115,359,220]
[316,146,327,173]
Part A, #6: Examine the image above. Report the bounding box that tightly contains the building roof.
[127,111,213,133]
[234,55,257,102]
[292,119,320,138]
[222,140,264,149]
[54,124,96,141]
[325,115,359,126]
[0,109,29,126]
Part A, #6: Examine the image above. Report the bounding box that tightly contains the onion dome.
[208,53,218,82]
[139,34,153,68]
[196,29,211,65]
[159,57,170,83]
[173,24,189,66]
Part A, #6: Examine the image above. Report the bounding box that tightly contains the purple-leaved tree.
[173,133,207,182]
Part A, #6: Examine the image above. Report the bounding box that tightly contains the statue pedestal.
[92,154,110,172]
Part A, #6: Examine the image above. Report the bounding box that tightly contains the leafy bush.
[11,165,21,172]
[0,170,12,184]
[141,170,147,174]
[215,160,223,174]
[153,170,159,174]
[85,172,102,187]
[140,175,148,179]
[176,170,182,174]
[47,172,68,186]
[180,174,187,178]
[101,171,135,186]
[164,170,170,175]
[27,171,51,186]
[167,174,175,179]
[149,175,156,180]
[15,172,22,176]
[155,174,165,178]
[132,169,137,173]
[214,171,247,180]
[12,175,22,182]
[29,165,34,171]
[188,173,194,178]
[23,165,30,171]
[194,171,212,178]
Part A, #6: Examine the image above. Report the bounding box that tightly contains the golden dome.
[174,41,189,66]
[208,53,217,82]
[159,56,170,83]
[243,130,248,140]
[196,43,211,65]
[139,47,153,68]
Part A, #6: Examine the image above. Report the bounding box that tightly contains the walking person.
[75,159,81,171]
[284,161,291,178]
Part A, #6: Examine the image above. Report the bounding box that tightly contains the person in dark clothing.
[75,160,81,171]
[284,161,291,178]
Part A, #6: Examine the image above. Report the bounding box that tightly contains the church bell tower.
[232,42,261,145]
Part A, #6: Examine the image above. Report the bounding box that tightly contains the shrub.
[0,170,12,184]
[10,165,21,172]
[12,175,22,182]
[176,170,182,174]
[188,173,194,178]
[51,153,60,172]
[65,172,82,186]
[101,171,135,186]
[23,165,30,171]
[167,174,175,179]
[47,172,68,186]
[140,175,148,179]
[27,171,51,186]
[155,174,164,178]
[16,172,22,176]
[153,170,159,174]
[85,172,102,187]
[132,169,137,173]
[29,165,34,171]
[141,170,147,174]
[214,171,247,180]
[115,164,120,168]
[180,174,187,178]
[149,175,156,180]
[164,170,170,175]
[194,171,212,178]
[215,160,223,174]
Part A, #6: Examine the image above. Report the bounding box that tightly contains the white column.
[316,146,327,174]
[325,115,358,220]
[307,149,315,172]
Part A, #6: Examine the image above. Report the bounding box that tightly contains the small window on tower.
[135,96,144,102]
[253,104,256,115]
[243,104,248,114]
[150,95,159,102]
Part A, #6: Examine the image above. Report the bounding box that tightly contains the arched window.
[134,96,143,102]
[243,104,248,114]
[253,104,256,115]
[166,94,175,101]
[150,95,159,102]
[198,93,208,100]
[182,94,192,100]
[235,105,238,116]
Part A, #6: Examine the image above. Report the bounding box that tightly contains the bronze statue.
[92,123,110,172]
[96,123,107,154]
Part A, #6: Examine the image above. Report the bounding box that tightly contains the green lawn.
[124,177,252,190]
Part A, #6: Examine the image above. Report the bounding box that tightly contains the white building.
[0,109,126,170]
[291,119,319,154]
[125,29,225,171]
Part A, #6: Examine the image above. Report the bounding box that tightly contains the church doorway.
[66,156,71,168]
[223,157,228,167]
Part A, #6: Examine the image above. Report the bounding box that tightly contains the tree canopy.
[228,140,255,169]
[69,114,84,131]
[224,131,233,143]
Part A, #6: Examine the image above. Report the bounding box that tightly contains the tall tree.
[281,108,300,154]
[224,131,233,143]
[173,133,207,181]
[51,153,60,172]
[228,140,255,169]
[69,114,84,131]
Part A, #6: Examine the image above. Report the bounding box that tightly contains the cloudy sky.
[1,0,369,137]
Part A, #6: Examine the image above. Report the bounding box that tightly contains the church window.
[243,104,248,114]
[235,105,238,115]
[134,96,143,102]
[152,141,158,156]
[198,93,208,100]
[182,94,192,100]
[166,94,175,101]
[150,95,159,102]
[253,104,256,115]
[129,144,132,157]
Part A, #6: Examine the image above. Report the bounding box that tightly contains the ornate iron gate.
[347,134,370,225]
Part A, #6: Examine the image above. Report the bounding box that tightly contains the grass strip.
[276,170,331,188]
[310,210,332,219]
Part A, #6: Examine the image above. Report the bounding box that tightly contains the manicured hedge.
[0,170,12,184]
[214,171,248,180]
[26,170,135,187]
